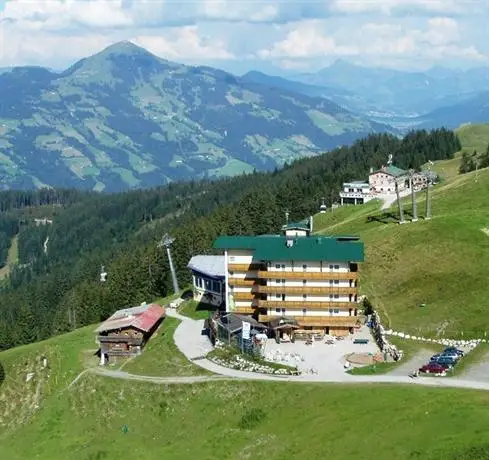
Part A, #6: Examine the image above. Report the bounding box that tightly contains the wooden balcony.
[228,277,260,286]
[256,286,357,295]
[232,307,257,314]
[257,271,358,280]
[228,263,264,272]
[258,300,359,310]
[258,315,361,328]
[231,292,257,301]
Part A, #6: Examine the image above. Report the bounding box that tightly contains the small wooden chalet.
[95,303,165,364]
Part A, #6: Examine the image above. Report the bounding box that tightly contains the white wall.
[267,261,349,273]
[285,229,308,237]
[227,250,253,264]
[267,279,351,287]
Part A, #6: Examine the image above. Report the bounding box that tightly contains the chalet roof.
[371,165,407,178]
[95,303,165,334]
[187,255,225,278]
[216,313,267,334]
[282,219,310,232]
[213,235,364,262]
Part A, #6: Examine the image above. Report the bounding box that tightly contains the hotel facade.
[212,221,364,336]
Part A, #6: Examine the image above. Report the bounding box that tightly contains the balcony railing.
[256,286,357,295]
[228,277,261,286]
[258,300,358,310]
[258,315,361,327]
[257,271,358,280]
[232,306,257,314]
[228,263,265,271]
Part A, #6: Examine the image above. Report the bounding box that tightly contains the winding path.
[82,309,489,391]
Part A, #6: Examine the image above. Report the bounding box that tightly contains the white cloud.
[0,0,487,70]
[257,20,357,59]
[133,26,234,60]
[330,0,463,15]
[257,16,488,69]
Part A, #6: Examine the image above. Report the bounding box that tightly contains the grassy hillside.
[431,124,489,181]
[312,123,489,337]
[3,320,489,459]
[315,167,489,338]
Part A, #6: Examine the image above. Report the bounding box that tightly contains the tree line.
[0,128,461,350]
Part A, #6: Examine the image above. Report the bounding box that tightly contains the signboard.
[242,321,251,340]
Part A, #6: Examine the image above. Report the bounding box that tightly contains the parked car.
[444,347,464,357]
[433,357,457,367]
[419,363,448,374]
[430,353,459,362]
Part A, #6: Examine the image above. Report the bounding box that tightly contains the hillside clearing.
[0,235,18,280]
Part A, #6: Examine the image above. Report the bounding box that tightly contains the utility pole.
[425,179,432,220]
[395,179,406,224]
[410,170,418,222]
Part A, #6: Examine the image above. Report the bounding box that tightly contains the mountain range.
[288,59,489,122]
[1,43,489,192]
[0,42,393,192]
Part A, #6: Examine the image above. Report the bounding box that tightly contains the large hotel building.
[204,219,365,336]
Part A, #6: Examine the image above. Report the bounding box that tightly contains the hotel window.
[229,271,234,276]
[329,264,334,271]
[303,280,307,286]
[276,279,281,284]
[302,308,307,315]
[302,264,307,270]
[281,264,285,270]
[334,280,339,285]
[334,294,339,299]
[329,294,333,299]
[275,264,281,269]
[329,308,334,315]
[275,294,281,299]
[334,264,340,270]
[334,309,339,314]
[329,280,334,285]
[303,294,307,300]
[275,308,281,313]
[281,308,286,314]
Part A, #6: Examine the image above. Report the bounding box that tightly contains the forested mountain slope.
[0,42,393,191]
[0,128,460,349]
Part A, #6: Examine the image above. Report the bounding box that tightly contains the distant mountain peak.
[98,40,156,58]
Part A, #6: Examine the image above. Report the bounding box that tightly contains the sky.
[1,0,489,75]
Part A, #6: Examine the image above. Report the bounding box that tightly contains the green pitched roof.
[213,235,364,262]
[373,165,407,177]
[282,219,310,231]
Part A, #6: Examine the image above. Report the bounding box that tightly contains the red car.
[419,363,448,374]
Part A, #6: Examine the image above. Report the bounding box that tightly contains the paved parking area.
[456,351,489,382]
[263,326,380,378]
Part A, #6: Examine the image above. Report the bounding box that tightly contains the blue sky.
[0,0,488,74]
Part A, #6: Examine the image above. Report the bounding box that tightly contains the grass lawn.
[348,336,443,375]
[178,299,217,320]
[4,375,489,459]
[122,317,210,377]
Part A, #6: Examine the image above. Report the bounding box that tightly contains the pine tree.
[479,144,489,169]
[459,151,476,174]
